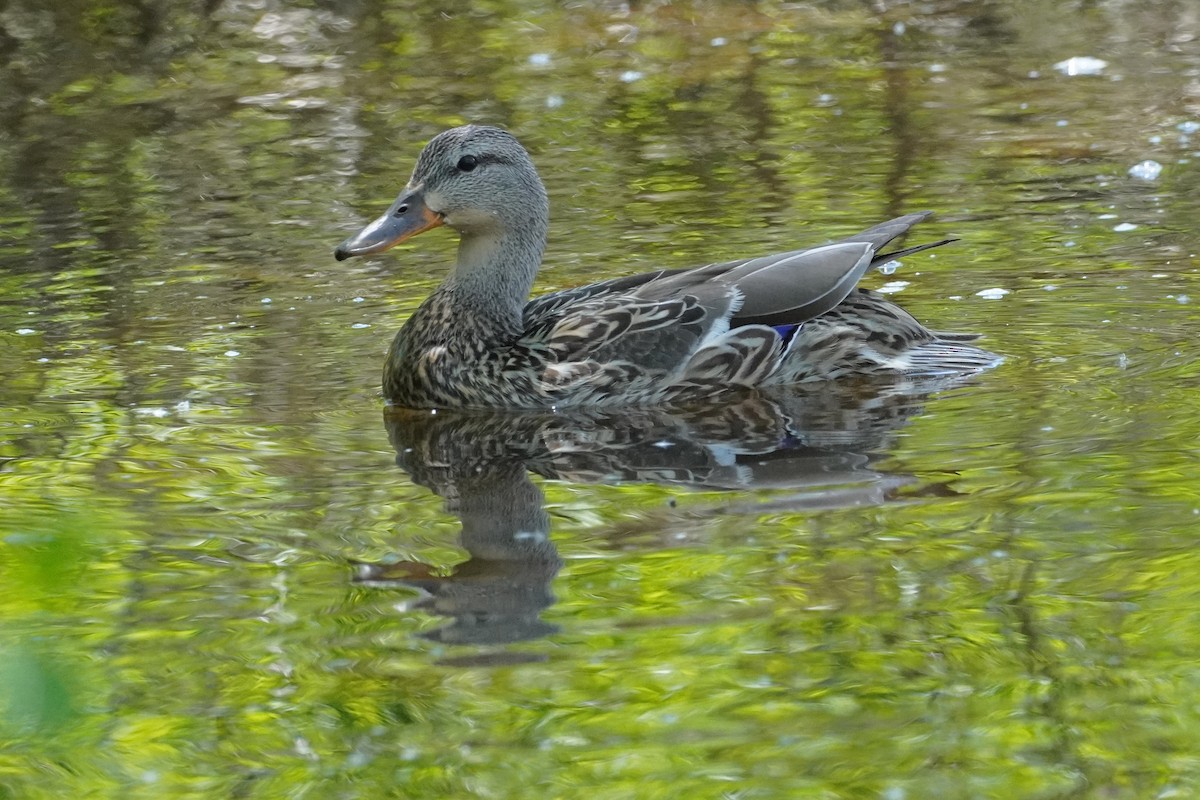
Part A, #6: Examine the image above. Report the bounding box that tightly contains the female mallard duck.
[335,125,999,409]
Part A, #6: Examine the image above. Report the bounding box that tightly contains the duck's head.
[335,125,548,261]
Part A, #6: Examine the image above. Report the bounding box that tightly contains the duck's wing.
[643,212,950,328]
[516,213,950,389]
[524,213,945,333]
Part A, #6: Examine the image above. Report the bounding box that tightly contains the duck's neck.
[439,221,547,340]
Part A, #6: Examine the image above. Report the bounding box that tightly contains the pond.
[2,0,1200,797]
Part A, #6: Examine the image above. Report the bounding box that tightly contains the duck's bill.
[334,190,443,261]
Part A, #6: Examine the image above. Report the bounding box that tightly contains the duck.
[335,125,1000,409]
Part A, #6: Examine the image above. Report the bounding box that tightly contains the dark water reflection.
[368,381,937,652]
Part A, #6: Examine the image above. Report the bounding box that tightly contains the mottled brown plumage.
[336,125,1000,409]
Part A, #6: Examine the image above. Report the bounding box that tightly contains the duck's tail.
[900,337,1004,375]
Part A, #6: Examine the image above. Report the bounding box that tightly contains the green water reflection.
[3,0,1200,797]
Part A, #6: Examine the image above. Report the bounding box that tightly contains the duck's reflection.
[359,428,561,646]
[358,382,946,649]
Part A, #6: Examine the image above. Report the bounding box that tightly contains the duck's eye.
[456,155,479,172]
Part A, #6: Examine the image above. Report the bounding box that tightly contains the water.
[3,0,1200,797]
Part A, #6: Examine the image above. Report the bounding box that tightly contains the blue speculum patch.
[772,323,801,344]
